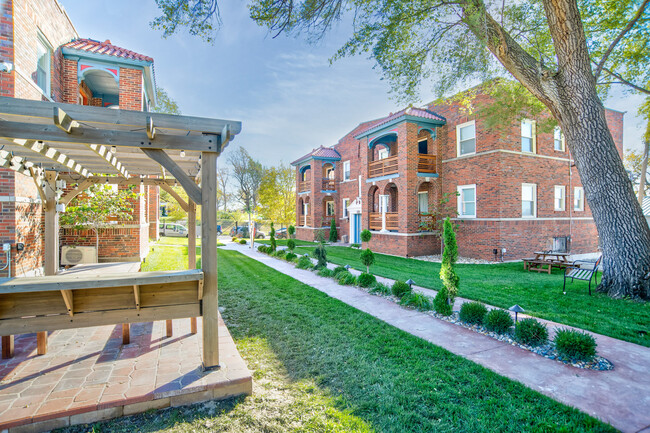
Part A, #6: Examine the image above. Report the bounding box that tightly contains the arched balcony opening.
[369,183,399,231]
[417,129,437,174]
[322,162,336,191]
[322,197,335,227]
[300,196,311,226]
[417,181,436,231]
[298,165,311,192]
[368,133,398,178]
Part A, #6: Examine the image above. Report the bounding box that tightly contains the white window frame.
[521,183,537,218]
[377,148,389,160]
[574,186,584,211]
[417,191,429,213]
[36,33,52,96]
[554,126,565,151]
[521,119,536,153]
[457,184,476,218]
[554,185,566,211]
[456,120,476,157]
[342,198,350,218]
[326,201,335,216]
[378,194,389,213]
[343,161,351,181]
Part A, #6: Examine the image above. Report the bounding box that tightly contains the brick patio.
[0,316,252,432]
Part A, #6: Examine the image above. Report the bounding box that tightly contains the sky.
[60,0,647,170]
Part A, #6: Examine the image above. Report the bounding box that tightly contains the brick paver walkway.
[226,242,650,433]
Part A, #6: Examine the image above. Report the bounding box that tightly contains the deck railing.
[322,178,336,191]
[417,155,437,174]
[301,215,312,226]
[321,215,335,227]
[369,212,399,231]
[298,180,310,192]
[418,213,437,231]
[368,155,398,178]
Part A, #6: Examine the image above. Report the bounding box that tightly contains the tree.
[60,184,139,257]
[152,88,181,115]
[360,248,375,274]
[625,149,650,197]
[257,163,296,228]
[329,217,337,242]
[159,185,190,222]
[440,218,460,303]
[217,168,230,213]
[229,147,263,248]
[152,0,650,299]
[269,221,277,252]
[288,225,295,239]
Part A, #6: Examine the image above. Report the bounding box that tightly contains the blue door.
[353,214,361,244]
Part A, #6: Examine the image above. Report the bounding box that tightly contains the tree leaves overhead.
[151,0,221,43]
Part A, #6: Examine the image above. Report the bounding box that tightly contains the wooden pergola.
[0,96,241,368]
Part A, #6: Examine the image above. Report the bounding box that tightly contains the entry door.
[353,214,361,244]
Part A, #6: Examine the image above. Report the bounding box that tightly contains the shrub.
[273,249,286,258]
[314,242,328,269]
[433,286,453,316]
[554,329,597,362]
[391,280,411,298]
[440,217,460,302]
[370,283,391,296]
[296,255,314,269]
[515,318,549,347]
[350,243,361,248]
[239,239,247,245]
[400,292,433,311]
[287,239,296,251]
[459,301,488,325]
[257,245,267,253]
[332,266,347,277]
[485,309,514,334]
[329,218,338,242]
[317,267,334,278]
[285,252,297,262]
[288,225,295,238]
[360,229,372,243]
[357,273,376,288]
[269,222,277,252]
[231,237,238,243]
[337,271,357,285]
[360,248,375,273]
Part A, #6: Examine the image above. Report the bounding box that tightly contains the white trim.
[442,149,572,163]
[0,195,43,204]
[554,185,566,211]
[554,126,566,152]
[36,32,52,97]
[521,119,536,153]
[14,67,54,102]
[342,160,351,181]
[521,183,537,218]
[368,230,440,237]
[342,198,350,218]
[456,120,476,157]
[452,217,594,221]
[574,186,585,211]
[457,184,476,218]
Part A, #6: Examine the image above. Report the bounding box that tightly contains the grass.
[65,245,615,432]
[291,245,650,347]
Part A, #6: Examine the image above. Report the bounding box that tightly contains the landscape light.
[509,304,525,323]
[344,264,351,270]
[405,278,415,289]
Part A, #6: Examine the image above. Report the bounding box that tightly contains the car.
[159,223,188,237]
[276,228,288,239]
[230,226,265,239]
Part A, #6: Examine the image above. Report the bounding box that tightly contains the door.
[353,214,361,244]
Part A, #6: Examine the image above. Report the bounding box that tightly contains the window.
[457,185,476,218]
[418,191,429,213]
[378,148,389,160]
[574,187,584,211]
[343,161,350,181]
[522,183,537,218]
[457,121,476,156]
[36,35,52,95]
[418,139,428,154]
[325,201,335,216]
[554,127,565,151]
[342,198,350,218]
[325,166,335,179]
[521,119,536,153]
[554,185,566,211]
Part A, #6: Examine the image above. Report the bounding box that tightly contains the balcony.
[369,212,398,231]
[368,155,398,178]
[298,180,310,192]
[418,213,436,231]
[417,154,437,174]
[301,215,312,226]
[322,178,336,191]
[321,215,335,227]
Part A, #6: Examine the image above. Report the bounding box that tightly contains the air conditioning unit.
[61,246,97,265]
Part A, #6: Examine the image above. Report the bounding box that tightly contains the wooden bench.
[563,256,602,295]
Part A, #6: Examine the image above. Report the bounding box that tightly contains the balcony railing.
[368,155,398,178]
[301,215,312,226]
[417,154,437,174]
[369,212,399,231]
[298,180,310,192]
[322,178,336,191]
[418,213,437,231]
[321,215,335,227]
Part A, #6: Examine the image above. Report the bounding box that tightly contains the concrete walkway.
[224,242,650,433]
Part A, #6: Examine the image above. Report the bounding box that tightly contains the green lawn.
[67,246,614,432]
[289,245,650,347]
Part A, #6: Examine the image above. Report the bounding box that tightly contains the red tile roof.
[291,145,341,165]
[357,106,445,136]
[63,38,153,63]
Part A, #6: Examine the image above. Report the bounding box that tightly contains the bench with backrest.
[563,256,602,295]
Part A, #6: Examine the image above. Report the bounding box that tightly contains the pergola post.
[188,201,197,334]
[40,170,59,355]
[201,151,219,368]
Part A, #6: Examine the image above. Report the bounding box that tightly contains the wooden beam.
[0,96,242,136]
[58,174,179,186]
[2,335,14,359]
[166,320,173,338]
[0,121,219,152]
[146,116,156,139]
[188,201,198,335]
[87,144,129,177]
[201,151,219,368]
[28,167,46,205]
[159,182,188,212]
[0,150,35,177]
[141,149,202,204]
[12,139,91,177]
[44,170,58,277]
[37,332,47,355]
[220,125,231,153]
[60,289,73,316]
[60,179,96,205]
[122,323,130,345]
[133,284,140,310]
[53,107,79,133]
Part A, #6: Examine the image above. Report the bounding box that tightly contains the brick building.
[291,88,624,261]
[0,0,159,277]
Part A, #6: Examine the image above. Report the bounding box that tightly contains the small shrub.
[357,273,376,288]
[257,245,267,253]
[433,286,453,316]
[360,229,372,243]
[554,329,597,362]
[314,242,328,269]
[317,267,334,278]
[296,255,314,270]
[350,243,361,249]
[370,283,391,296]
[231,237,238,243]
[287,239,296,251]
[285,252,297,262]
[400,292,433,311]
[360,248,375,273]
[273,249,286,258]
[515,318,549,347]
[332,266,347,277]
[459,301,488,325]
[485,309,514,334]
[391,280,411,298]
[337,271,357,285]
[288,225,295,238]
[269,222,277,252]
[329,218,338,242]
[239,239,247,245]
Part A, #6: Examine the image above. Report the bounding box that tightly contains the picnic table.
[523,251,575,274]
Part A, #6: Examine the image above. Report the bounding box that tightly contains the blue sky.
[60,0,646,168]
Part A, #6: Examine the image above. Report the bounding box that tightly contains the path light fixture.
[344,264,351,270]
[509,304,525,323]
[406,278,415,290]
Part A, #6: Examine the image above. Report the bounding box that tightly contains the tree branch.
[594,0,650,81]
[597,63,650,95]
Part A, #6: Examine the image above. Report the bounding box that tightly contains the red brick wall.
[119,67,142,110]
[148,185,159,240]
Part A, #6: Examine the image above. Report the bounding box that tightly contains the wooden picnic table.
[523,251,576,274]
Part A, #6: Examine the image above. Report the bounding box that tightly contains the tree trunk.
[638,139,649,205]
[248,212,253,249]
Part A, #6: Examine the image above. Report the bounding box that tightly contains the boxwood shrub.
[459,301,488,325]
[285,252,297,262]
[317,267,334,278]
[296,255,314,270]
[391,280,411,298]
[484,309,514,334]
[357,273,377,288]
[239,239,247,245]
[370,283,391,296]
[273,249,287,258]
[554,329,597,362]
[332,266,347,277]
[336,271,357,286]
[515,318,549,347]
